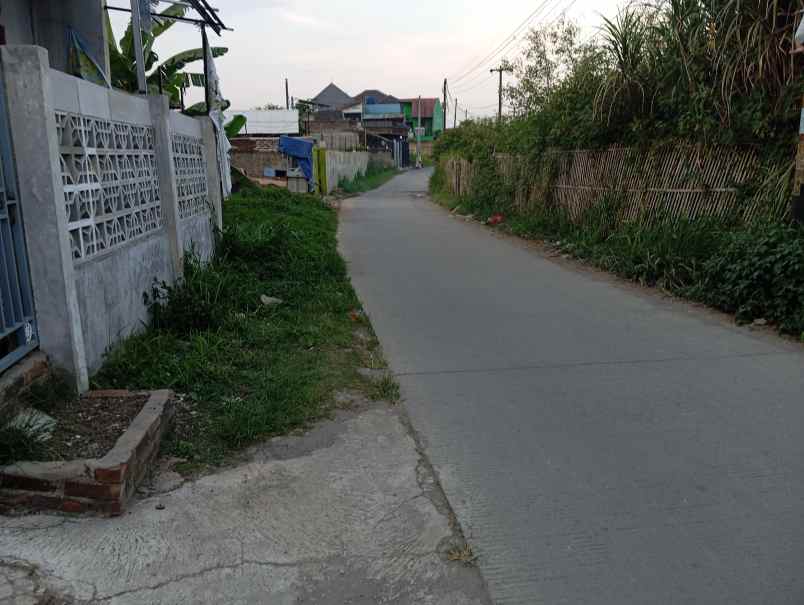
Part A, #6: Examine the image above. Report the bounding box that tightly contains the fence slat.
[440,145,782,226]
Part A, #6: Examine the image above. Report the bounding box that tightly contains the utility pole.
[454,98,458,128]
[443,78,448,133]
[285,78,290,110]
[416,95,422,168]
[490,65,512,124]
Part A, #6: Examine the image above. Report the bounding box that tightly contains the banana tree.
[224,115,247,138]
[105,4,228,108]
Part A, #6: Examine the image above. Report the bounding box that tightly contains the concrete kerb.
[0,389,174,516]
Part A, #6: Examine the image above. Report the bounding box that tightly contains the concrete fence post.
[148,95,183,277]
[0,46,89,391]
[198,117,223,231]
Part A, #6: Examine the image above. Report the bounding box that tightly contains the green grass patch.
[94,186,376,466]
[369,375,401,403]
[338,162,398,194]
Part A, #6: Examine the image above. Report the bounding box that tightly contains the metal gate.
[0,76,37,371]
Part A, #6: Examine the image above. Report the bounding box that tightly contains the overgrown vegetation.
[430,1,804,339]
[95,186,392,467]
[0,416,50,466]
[0,373,76,465]
[337,162,398,194]
[439,1,802,159]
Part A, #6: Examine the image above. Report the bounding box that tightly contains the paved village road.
[338,169,804,605]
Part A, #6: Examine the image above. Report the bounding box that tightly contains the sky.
[109,0,623,120]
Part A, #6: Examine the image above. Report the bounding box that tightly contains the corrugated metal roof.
[226,110,299,135]
[401,98,438,119]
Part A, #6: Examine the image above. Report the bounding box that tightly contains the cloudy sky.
[109,0,623,119]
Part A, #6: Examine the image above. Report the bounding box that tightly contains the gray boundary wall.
[0,46,222,389]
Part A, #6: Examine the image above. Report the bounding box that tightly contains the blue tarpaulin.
[279,135,314,182]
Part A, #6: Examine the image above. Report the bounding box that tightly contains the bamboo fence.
[442,146,790,224]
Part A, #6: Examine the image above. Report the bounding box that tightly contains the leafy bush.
[436,2,801,166]
[691,223,804,333]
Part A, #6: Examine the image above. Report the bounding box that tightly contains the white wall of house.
[226,109,300,135]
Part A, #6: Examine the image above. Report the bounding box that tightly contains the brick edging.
[0,389,174,516]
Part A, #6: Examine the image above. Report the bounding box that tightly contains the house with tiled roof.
[311,83,353,111]
[400,98,444,141]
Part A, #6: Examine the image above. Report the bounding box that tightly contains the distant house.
[400,98,444,141]
[361,101,408,140]
[310,83,353,111]
[307,83,409,147]
[351,89,400,106]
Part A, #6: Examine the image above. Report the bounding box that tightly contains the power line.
[471,102,502,111]
[447,0,588,123]
[449,0,578,97]
[452,72,496,95]
[449,0,555,85]
[500,0,581,64]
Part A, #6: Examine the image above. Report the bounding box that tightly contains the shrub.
[691,222,804,334]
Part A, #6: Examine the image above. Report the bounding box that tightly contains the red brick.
[0,491,32,508]
[108,501,124,517]
[94,464,127,484]
[61,499,85,513]
[0,472,57,492]
[64,480,121,502]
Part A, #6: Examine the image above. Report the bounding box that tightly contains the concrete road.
[1,403,490,604]
[339,169,804,605]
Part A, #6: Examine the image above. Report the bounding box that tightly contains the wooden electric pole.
[416,95,422,168]
[454,98,458,128]
[443,78,448,133]
[285,78,290,109]
[490,65,512,123]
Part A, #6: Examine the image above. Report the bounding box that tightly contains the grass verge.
[432,174,804,341]
[94,186,397,469]
[338,162,398,194]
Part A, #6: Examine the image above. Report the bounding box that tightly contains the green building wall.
[402,99,444,141]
